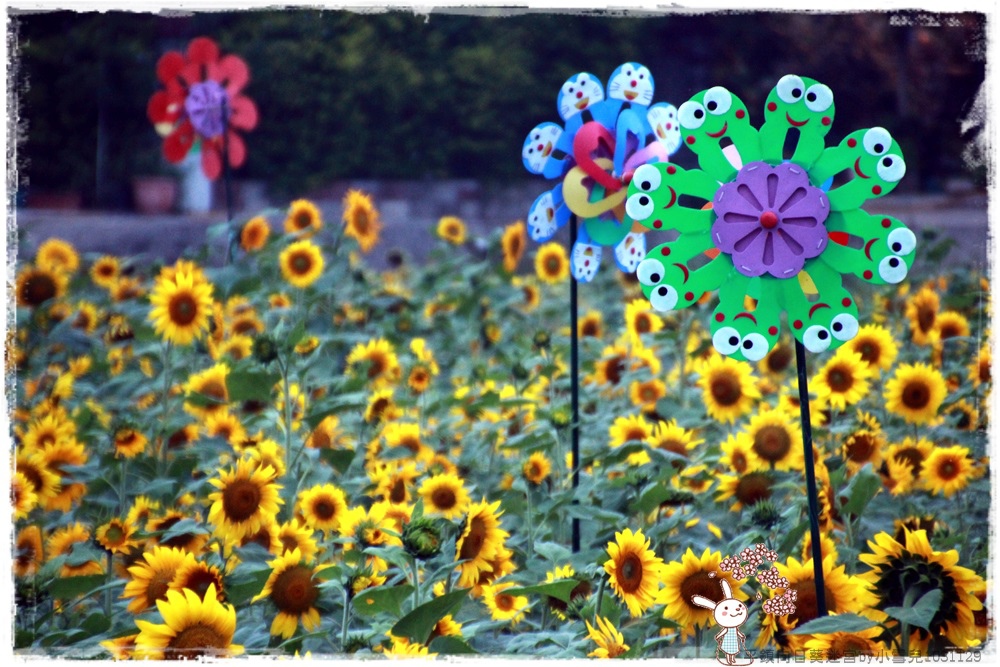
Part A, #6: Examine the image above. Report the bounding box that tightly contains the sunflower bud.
[748,499,782,530]
[511,361,530,381]
[402,517,442,560]
[533,330,551,350]
[252,335,278,365]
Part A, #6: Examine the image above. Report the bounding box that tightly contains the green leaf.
[841,465,881,516]
[82,612,112,635]
[533,541,571,564]
[225,566,274,607]
[788,613,881,635]
[601,443,646,466]
[505,579,579,603]
[631,482,671,516]
[319,448,356,475]
[884,589,943,631]
[49,575,106,599]
[390,588,469,644]
[428,636,478,655]
[227,368,282,402]
[353,584,415,619]
[777,520,811,556]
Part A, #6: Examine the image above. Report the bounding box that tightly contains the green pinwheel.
[626,74,915,362]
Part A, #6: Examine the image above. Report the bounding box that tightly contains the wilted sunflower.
[133,584,242,660]
[586,615,630,658]
[522,451,552,485]
[603,528,663,617]
[297,483,349,536]
[89,255,120,289]
[14,526,44,578]
[279,239,325,289]
[455,499,509,588]
[813,349,872,412]
[501,220,527,272]
[906,286,940,345]
[148,264,214,346]
[696,354,761,424]
[342,189,382,253]
[347,338,401,388]
[252,548,325,639]
[534,242,569,284]
[436,215,467,245]
[481,582,529,625]
[884,362,947,425]
[859,529,985,650]
[207,459,283,543]
[283,199,323,236]
[845,323,899,372]
[744,408,803,471]
[16,264,67,308]
[419,473,471,520]
[657,547,745,640]
[239,215,271,252]
[36,237,80,274]
[921,444,979,497]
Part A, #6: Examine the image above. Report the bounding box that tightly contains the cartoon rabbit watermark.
[691,578,754,666]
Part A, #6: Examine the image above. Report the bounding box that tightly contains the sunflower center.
[731,451,748,474]
[105,525,125,544]
[367,355,387,379]
[495,592,516,612]
[389,478,407,504]
[827,367,853,392]
[979,359,990,384]
[459,516,487,560]
[736,471,773,506]
[788,582,837,627]
[917,306,935,333]
[937,458,959,481]
[845,434,876,463]
[179,568,221,599]
[767,345,792,373]
[509,236,522,257]
[753,425,791,463]
[582,321,599,337]
[312,499,336,521]
[367,397,390,422]
[296,212,311,229]
[168,623,229,657]
[23,273,57,305]
[354,211,370,233]
[272,565,318,614]
[955,409,972,430]
[901,382,930,410]
[893,447,926,475]
[199,380,227,403]
[635,315,652,333]
[825,634,871,660]
[710,374,742,406]
[544,255,562,274]
[147,571,174,607]
[680,571,722,608]
[169,293,199,326]
[221,479,263,523]
[617,553,644,593]
[291,253,311,274]
[605,357,626,385]
[431,487,457,511]
[857,341,879,365]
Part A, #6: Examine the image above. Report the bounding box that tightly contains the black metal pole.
[795,339,828,618]
[570,215,581,553]
[221,97,236,265]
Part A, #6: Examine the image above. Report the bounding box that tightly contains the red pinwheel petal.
[156,51,185,84]
[225,131,247,168]
[217,55,250,95]
[147,90,175,124]
[201,142,222,180]
[187,37,219,65]
[180,61,204,87]
[228,96,258,131]
[163,121,196,163]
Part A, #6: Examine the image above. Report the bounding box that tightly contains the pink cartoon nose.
[576,91,583,99]
[631,80,637,87]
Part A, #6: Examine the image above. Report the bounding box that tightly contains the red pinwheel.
[146,37,258,180]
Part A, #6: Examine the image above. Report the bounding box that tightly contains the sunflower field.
[9,189,992,660]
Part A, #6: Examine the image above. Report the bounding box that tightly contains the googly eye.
[713,326,741,356]
[802,325,832,353]
[703,86,733,116]
[678,100,706,130]
[830,313,859,342]
[803,83,833,113]
[648,283,679,312]
[740,333,770,362]
[635,258,664,286]
[879,255,908,284]
[886,227,916,256]
[863,127,893,157]
[775,74,805,104]
[626,192,655,223]
[632,165,661,193]
[876,154,906,183]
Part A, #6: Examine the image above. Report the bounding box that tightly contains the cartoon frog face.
[557,72,605,122]
[823,212,917,286]
[783,262,861,353]
[521,122,564,175]
[678,86,761,180]
[712,311,779,362]
[764,74,835,134]
[647,102,682,155]
[624,163,719,233]
[608,62,654,106]
[811,127,906,210]
[635,255,681,311]
[635,249,729,313]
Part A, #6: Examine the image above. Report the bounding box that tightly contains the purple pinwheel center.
[184,80,230,139]
[712,161,830,278]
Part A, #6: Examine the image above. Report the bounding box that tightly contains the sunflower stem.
[341,584,352,652]
[900,587,918,657]
[158,341,173,466]
[104,551,113,618]
[524,485,534,562]
[593,576,606,627]
[410,555,421,609]
[695,624,702,659]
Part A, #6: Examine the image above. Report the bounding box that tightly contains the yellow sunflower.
[522,451,552,485]
[297,483,349,535]
[183,363,230,420]
[15,450,62,511]
[342,189,382,253]
[14,526,44,578]
[89,255,120,288]
[906,286,940,345]
[436,215,467,245]
[968,343,991,388]
[71,301,100,334]
[419,473,471,520]
[696,354,761,424]
[657,547,747,640]
[36,237,80,274]
[812,349,872,412]
[123,546,196,613]
[859,529,985,650]
[845,324,898,372]
[283,199,323,237]
[624,298,664,344]
[347,338,401,388]
[252,548,325,639]
[842,426,885,475]
[628,378,666,412]
[534,242,569,284]
[481,581,529,625]
[758,340,795,380]
[455,499,509,589]
[12,471,38,519]
[578,309,604,339]
[239,215,271,252]
[276,519,320,561]
[935,310,971,343]
[380,421,434,465]
[206,459,283,543]
[719,431,762,475]
[716,467,775,511]
[16,264,68,308]
[148,264,214,346]
[279,239,324,289]
[113,427,148,459]
[306,415,342,449]
[586,616,630,658]
[802,625,888,660]
[365,387,401,424]
[170,560,227,602]
[603,528,663,617]
[513,276,540,312]
[945,399,979,431]
[133,584,242,660]
[744,408,804,471]
[884,362,947,425]
[370,460,420,505]
[96,518,139,554]
[501,220,527,273]
[608,413,653,447]
[921,444,979,497]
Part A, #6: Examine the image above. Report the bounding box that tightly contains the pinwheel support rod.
[222,97,236,264]
[795,339,828,618]
[570,214,581,554]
